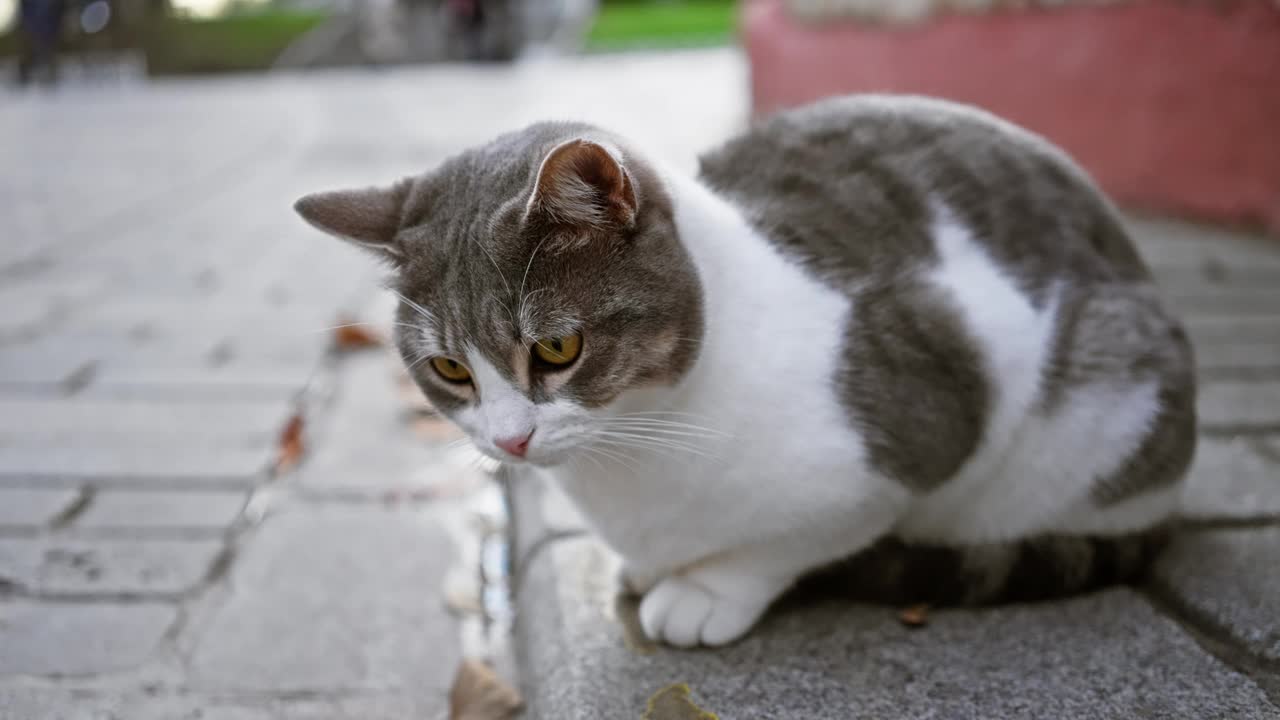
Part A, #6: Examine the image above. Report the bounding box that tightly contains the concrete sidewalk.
[0,49,743,719]
[1,48,1278,719]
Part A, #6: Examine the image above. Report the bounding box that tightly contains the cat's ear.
[527,139,638,231]
[293,181,411,262]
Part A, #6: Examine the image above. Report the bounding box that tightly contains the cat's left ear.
[527,139,638,232]
[293,180,410,262]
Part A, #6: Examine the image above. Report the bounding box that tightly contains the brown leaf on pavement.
[898,603,931,628]
[642,684,719,720]
[275,413,305,473]
[332,317,384,351]
[449,659,522,720]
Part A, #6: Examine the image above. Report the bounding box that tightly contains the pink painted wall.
[743,0,1280,233]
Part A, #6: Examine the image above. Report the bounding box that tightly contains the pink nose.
[495,431,533,458]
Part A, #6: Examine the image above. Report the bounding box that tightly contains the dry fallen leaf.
[275,413,305,473]
[642,684,719,720]
[449,659,522,720]
[898,603,931,628]
[332,317,383,351]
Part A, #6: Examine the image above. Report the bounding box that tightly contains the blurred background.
[0,1,1277,718]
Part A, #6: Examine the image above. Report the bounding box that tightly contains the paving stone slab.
[0,446,271,487]
[1194,340,1280,375]
[1181,436,1280,519]
[0,601,177,675]
[1199,381,1280,432]
[1153,264,1280,290]
[0,690,439,720]
[1127,216,1280,270]
[516,536,1278,719]
[73,490,248,531]
[1153,526,1280,664]
[1186,316,1280,346]
[0,538,224,596]
[0,344,92,387]
[298,353,449,495]
[186,505,460,695]
[79,363,309,402]
[0,399,294,437]
[1168,289,1280,318]
[0,488,82,528]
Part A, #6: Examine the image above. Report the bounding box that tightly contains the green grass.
[144,10,328,75]
[586,0,737,51]
[0,10,326,73]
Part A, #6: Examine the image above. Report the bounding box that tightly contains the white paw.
[638,576,770,648]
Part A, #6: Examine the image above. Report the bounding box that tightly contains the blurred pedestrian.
[16,0,68,87]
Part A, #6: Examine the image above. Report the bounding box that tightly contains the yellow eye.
[532,333,582,367]
[430,357,472,384]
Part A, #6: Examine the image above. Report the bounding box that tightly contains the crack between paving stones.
[1180,515,1280,530]
[49,486,95,529]
[1141,581,1280,706]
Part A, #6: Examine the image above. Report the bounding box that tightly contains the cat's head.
[295,123,703,466]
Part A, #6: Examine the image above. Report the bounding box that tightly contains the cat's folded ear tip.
[292,193,323,217]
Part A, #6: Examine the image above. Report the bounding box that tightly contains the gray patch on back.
[842,279,988,492]
[698,95,1193,495]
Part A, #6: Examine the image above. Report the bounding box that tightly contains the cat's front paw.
[638,576,771,648]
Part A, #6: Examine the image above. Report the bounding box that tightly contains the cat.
[294,95,1196,648]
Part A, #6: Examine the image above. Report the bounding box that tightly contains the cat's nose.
[495,431,533,458]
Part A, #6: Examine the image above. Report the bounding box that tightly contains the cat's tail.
[798,525,1172,606]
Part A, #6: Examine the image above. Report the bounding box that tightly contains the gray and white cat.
[295,95,1196,648]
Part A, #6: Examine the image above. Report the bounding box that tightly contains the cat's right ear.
[293,181,410,263]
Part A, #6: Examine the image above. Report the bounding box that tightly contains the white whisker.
[470,235,514,296]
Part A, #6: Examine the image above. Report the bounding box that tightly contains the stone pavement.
[0,49,744,719]
[1,47,1278,720]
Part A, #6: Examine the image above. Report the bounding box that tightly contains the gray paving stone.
[1182,436,1280,519]
[516,536,1278,719]
[0,488,82,528]
[1187,316,1280,346]
[0,690,439,720]
[0,538,224,596]
[1199,381,1280,432]
[0,446,271,487]
[1154,527,1280,663]
[0,343,92,387]
[0,601,177,675]
[1128,215,1280,270]
[0,398,294,437]
[299,353,446,495]
[1195,340,1280,375]
[186,505,460,694]
[78,363,308,402]
[74,490,248,531]
[1168,289,1280,318]
[1153,263,1280,290]
[0,297,51,339]
[1181,437,1280,519]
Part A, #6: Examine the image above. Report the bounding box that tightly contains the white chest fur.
[543,172,902,575]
